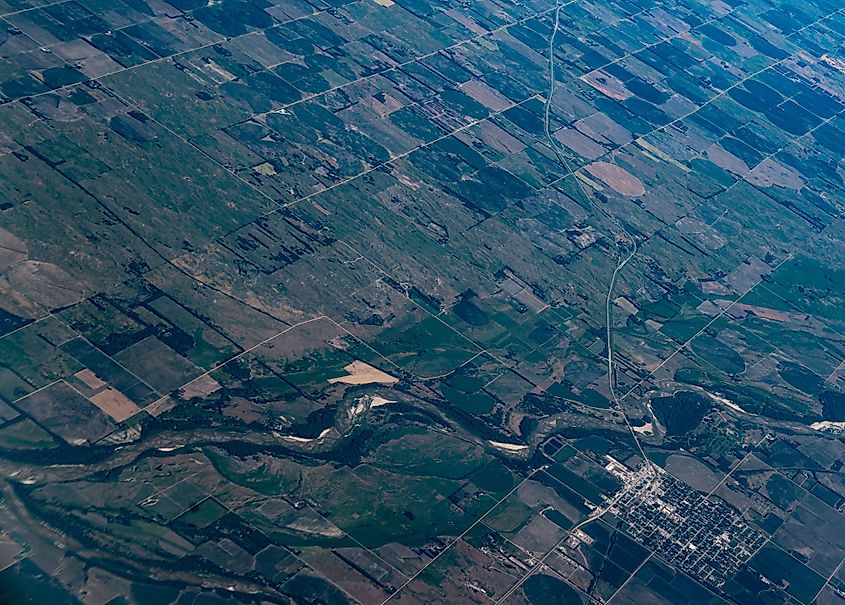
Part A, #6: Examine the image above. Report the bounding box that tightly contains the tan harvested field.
[586,161,645,196]
[179,375,222,399]
[555,127,605,160]
[474,120,526,154]
[581,70,632,100]
[727,302,798,322]
[746,158,804,189]
[328,361,398,385]
[90,388,141,422]
[460,79,512,112]
[578,112,633,146]
[74,369,107,390]
[707,144,750,175]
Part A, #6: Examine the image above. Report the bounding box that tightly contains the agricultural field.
[1,0,845,603]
